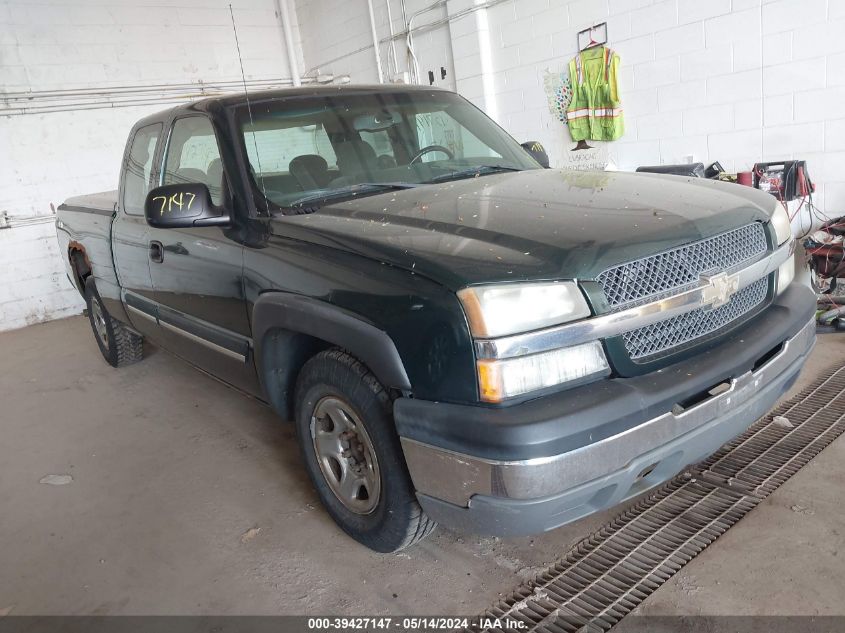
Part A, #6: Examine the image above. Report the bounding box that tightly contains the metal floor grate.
[697,366,845,497]
[470,363,845,633]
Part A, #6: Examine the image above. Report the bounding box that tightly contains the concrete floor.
[0,315,843,617]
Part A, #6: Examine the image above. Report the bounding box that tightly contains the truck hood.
[271,169,777,290]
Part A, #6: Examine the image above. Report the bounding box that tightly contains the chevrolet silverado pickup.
[56,85,814,552]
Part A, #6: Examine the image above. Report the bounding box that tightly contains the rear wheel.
[293,349,436,552]
[84,278,144,367]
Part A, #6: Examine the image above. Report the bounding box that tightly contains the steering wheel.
[410,144,455,164]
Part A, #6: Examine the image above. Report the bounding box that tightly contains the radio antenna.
[229,4,268,210]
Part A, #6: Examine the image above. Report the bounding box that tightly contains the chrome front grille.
[597,223,768,310]
[623,276,769,361]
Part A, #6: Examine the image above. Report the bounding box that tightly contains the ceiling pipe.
[366,0,385,83]
[275,0,302,86]
[384,0,399,77]
[1,77,317,116]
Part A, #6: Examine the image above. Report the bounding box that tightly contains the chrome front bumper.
[401,317,816,509]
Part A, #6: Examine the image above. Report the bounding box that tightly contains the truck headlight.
[477,341,610,402]
[770,203,792,246]
[777,254,795,294]
[458,282,591,338]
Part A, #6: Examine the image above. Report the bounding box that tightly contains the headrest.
[289,154,329,174]
[206,158,223,183]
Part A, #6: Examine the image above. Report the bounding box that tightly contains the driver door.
[146,114,258,394]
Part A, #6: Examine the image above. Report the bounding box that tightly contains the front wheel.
[293,349,436,552]
[84,278,144,367]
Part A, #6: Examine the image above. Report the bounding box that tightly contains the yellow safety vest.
[566,46,624,142]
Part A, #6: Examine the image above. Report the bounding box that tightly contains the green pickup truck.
[56,85,814,552]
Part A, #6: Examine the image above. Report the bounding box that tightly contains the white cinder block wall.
[296,0,845,214]
[4,0,843,333]
[0,0,301,332]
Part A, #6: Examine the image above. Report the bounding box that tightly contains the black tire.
[293,349,436,552]
[84,278,144,368]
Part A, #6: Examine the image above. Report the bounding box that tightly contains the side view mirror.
[144,183,230,228]
[521,141,550,169]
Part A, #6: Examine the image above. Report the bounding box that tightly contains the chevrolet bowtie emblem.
[700,272,740,309]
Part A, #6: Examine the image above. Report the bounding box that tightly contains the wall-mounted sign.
[561,143,614,171]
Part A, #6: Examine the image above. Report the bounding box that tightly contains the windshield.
[236,90,540,211]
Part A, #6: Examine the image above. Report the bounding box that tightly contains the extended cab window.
[162,117,224,205]
[123,123,162,215]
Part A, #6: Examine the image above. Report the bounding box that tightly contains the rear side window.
[122,123,162,215]
[162,117,224,205]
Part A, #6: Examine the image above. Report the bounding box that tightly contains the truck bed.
[60,190,118,215]
[56,190,125,321]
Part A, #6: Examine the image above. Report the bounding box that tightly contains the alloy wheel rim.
[91,299,109,350]
[310,396,381,515]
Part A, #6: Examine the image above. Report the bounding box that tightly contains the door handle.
[149,240,163,263]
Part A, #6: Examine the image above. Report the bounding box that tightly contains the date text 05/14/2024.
[307,617,527,631]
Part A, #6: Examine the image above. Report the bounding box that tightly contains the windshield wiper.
[357,182,421,189]
[427,165,523,184]
[285,182,420,209]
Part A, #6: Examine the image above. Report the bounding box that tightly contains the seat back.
[206,158,225,202]
[289,154,331,190]
[334,140,378,179]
